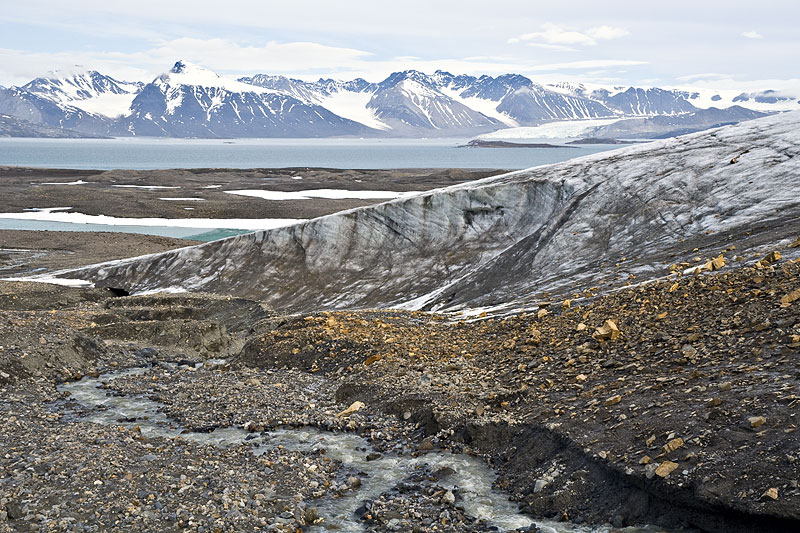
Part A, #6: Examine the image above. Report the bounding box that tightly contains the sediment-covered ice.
[53,112,800,314]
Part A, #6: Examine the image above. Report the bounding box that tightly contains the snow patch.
[112,185,180,190]
[159,198,205,201]
[0,276,95,288]
[39,180,91,185]
[74,92,139,118]
[314,90,389,130]
[224,189,421,201]
[439,87,519,127]
[478,119,620,139]
[136,286,189,296]
[23,207,73,213]
[0,211,304,231]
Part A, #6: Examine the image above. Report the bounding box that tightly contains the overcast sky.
[1,0,798,92]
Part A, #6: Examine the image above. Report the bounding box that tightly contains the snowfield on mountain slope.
[52,112,800,314]
[313,90,390,131]
[476,118,620,139]
[438,87,520,127]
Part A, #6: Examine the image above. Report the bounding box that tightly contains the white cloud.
[526,42,579,52]
[586,26,630,40]
[510,23,629,47]
[0,36,653,87]
[0,48,152,86]
[529,59,648,71]
[676,72,731,82]
[0,40,378,85]
[670,75,800,94]
[149,38,374,74]
[518,24,595,46]
[742,31,763,39]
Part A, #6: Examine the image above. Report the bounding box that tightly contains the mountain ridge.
[0,60,791,138]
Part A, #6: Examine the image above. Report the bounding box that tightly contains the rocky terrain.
[0,167,495,221]
[0,231,201,277]
[1,114,799,532]
[0,234,798,532]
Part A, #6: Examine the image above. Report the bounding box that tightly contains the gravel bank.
[1,239,799,532]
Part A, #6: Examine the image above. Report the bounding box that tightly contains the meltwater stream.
[56,366,647,533]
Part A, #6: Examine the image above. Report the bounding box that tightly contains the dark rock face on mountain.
[364,71,501,133]
[240,74,375,101]
[588,87,698,116]
[586,106,767,139]
[495,86,613,123]
[60,112,800,315]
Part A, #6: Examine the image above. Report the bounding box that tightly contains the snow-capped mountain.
[114,61,373,137]
[242,70,503,134]
[586,87,697,116]
[240,75,389,131]
[435,72,616,124]
[366,71,501,133]
[244,70,618,132]
[688,88,799,112]
[242,69,754,135]
[22,69,143,118]
[0,60,794,138]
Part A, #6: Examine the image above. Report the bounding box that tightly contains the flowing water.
[57,365,662,533]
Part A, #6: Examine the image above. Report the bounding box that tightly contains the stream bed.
[56,365,663,533]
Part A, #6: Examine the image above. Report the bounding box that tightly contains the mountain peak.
[31,66,99,83]
[161,61,253,92]
[169,60,213,76]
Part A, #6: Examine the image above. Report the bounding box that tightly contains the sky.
[1,0,798,93]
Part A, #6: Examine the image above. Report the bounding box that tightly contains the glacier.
[51,111,800,314]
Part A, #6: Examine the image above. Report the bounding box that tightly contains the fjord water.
[0,137,620,170]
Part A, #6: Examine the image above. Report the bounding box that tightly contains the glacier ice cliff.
[58,111,800,313]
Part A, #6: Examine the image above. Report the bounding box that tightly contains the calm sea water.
[0,137,621,170]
